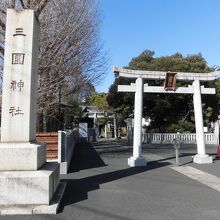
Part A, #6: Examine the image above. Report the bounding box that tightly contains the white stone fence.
[58,129,78,174]
[142,133,217,145]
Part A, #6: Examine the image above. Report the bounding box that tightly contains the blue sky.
[96,0,220,92]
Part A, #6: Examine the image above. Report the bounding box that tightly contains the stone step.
[47,152,58,159]
[36,137,58,142]
[36,133,58,137]
[45,141,58,147]
[46,145,58,150]
[36,133,58,159]
[47,150,58,159]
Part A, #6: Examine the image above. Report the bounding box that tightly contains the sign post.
[173,139,180,166]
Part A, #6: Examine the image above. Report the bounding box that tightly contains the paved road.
[1,140,220,220]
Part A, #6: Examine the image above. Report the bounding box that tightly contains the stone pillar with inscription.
[0,9,65,215]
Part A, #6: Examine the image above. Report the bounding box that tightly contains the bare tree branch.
[34,0,49,16]
[0,0,108,130]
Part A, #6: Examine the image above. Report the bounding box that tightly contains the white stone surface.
[113,114,117,139]
[60,162,68,174]
[33,182,66,214]
[193,154,213,164]
[0,142,46,170]
[1,207,33,215]
[0,163,60,205]
[0,182,66,215]
[133,78,143,158]
[0,9,62,214]
[193,80,206,155]
[128,156,147,167]
[58,131,62,163]
[118,84,215,94]
[192,79,212,161]
[114,66,220,81]
[1,9,39,142]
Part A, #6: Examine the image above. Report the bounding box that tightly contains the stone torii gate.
[113,66,220,167]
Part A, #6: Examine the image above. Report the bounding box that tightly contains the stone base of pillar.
[193,154,213,164]
[0,182,66,215]
[0,162,65,214]
[128,156,147,167]
[0,142,46,171]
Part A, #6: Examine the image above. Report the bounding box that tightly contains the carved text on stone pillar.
[10,80,24,91]
[9,107,24,117]
[12,53,25,64]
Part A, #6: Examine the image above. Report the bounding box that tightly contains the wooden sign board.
[164,72,177,91]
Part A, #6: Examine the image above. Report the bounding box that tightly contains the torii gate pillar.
[128,78,146,167]
[193,80,213,164]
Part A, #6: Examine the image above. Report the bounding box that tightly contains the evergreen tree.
[107,50,219,132]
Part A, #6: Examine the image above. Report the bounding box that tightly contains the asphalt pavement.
[1,139,220,220]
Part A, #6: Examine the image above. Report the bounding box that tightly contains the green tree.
[87,92,109,110]
[107,50,219,132]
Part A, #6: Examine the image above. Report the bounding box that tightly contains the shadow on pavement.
[94,139,132,156]
[68,141,107,173]
[59,160,170,212]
